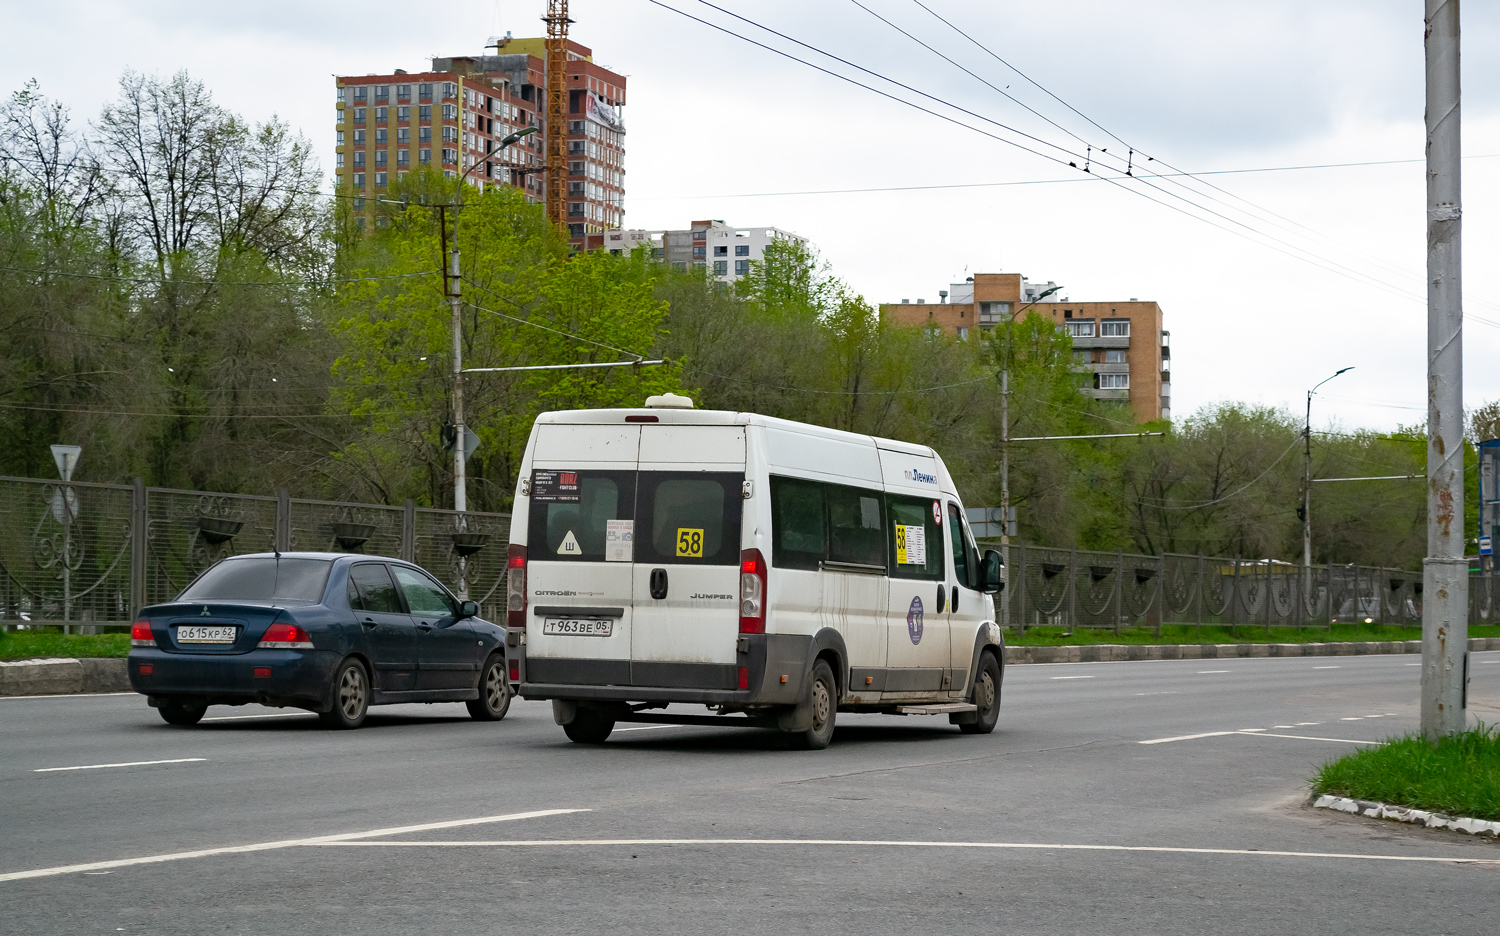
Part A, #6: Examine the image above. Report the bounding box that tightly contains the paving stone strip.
[1314,794,1500,838]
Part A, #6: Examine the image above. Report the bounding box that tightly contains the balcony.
[1088,362,1130,375]
[1068,335,1129,350]
[1085,389,1131,402]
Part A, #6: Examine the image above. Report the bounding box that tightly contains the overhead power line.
[0,264,436,288]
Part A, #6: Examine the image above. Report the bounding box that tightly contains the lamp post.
[444,125,540,521]
[1302,366,1354,572]
[999,284,1061,628]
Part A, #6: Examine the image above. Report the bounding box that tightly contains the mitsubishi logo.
[201,606,211,616]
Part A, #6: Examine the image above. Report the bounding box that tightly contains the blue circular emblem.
[907,596,924,644]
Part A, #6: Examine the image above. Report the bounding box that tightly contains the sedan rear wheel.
[319,658,369,729]
[466,654,511,721]
[158,700,207,726]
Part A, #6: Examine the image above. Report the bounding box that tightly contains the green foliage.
[0,628,130,660]
[1313,725,1500,822]
[329,176,681,509]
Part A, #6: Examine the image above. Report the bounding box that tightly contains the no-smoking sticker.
[932,500,942,525]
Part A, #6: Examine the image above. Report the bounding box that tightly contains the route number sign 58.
[676,528,704,558]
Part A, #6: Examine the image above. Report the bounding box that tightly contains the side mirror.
[459,600,480,619]
[981,549,1006,594]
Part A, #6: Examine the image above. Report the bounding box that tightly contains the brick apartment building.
[880,273,1170,421]
[334,36,626,249]
[602,221,806,285]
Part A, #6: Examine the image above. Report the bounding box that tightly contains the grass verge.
[1312,726,1500,822]
[0,628,130,660]
[1007,622,1500,646]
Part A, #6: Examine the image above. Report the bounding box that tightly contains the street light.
[998,284,1061,627]
[1302,366,1354,571]
[443,123,542,532]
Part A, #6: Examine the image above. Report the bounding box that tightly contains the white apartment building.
[602,220,807,285]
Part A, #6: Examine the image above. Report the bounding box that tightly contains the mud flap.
[552,699,578,726]
[776,701,812,732]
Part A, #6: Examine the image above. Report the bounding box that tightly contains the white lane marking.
[0,808,589,883]
[0,692,136,702]
[1273,725,1296,729]
[1050,675,1095,680]
[1340,717,1363,721]
[1239,731,1375,745]
[614,724,688,733]
[311,839,1500,865]
[1197,670,1230,674]
[1238,728,1266,732]
[1139,731,1237,745]
[1405,663,1422,666]
[1133,691,1180,696]
[202,712,313,722]
[1296,722,1321,726]
[34,758,206,773]
[1314,666,1341,670]
[83,871,111,875]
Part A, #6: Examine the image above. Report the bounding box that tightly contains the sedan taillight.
[258,623,314,649]
[130,621,154,647]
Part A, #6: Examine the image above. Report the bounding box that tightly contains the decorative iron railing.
[0,476,510,631]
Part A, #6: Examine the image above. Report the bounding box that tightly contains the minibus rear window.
[636,472,743,565]
[527,470,636,561]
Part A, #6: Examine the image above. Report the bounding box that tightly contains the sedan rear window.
[179,558,333,603]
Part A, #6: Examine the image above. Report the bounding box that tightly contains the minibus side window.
[886,495,945,581]
[636,472,744,565]
[527,470,636,561]
[827,484,885,568]
[948,502,969,586]
[770,476,824,571]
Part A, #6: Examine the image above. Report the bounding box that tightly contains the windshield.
[178,557,333,603]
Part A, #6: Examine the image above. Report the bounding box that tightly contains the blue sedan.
[128,553,511,729]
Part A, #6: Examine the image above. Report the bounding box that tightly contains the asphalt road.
[3,651,1499,935]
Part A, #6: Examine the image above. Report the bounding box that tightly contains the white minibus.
[507,394,1006,749]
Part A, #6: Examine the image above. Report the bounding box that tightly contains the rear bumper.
[519,633,811,706]
[127,648,339,708]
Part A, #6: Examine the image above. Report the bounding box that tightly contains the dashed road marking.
[1197,670,1230,674]
[1314,666,1340,670]
[1050,675,1095,680]
[34,758,206,773]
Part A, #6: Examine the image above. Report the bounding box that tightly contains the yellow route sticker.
[676,528,704,558]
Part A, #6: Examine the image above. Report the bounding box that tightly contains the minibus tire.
[789,659,837,750]
[959,651,1001,735]
[562,708,615,744]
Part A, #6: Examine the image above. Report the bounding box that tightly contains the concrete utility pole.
[437,207,466,518]
[1422,0,1467,740]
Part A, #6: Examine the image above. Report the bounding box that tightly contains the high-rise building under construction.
[333,36,626,249]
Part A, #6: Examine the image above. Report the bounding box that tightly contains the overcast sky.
[5,1,1497,432]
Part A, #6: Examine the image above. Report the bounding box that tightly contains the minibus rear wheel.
[563,707,615,743]
[789,659,837,750]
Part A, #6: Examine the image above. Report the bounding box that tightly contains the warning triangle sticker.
[557,530,582,555]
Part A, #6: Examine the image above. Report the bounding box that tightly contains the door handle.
[649,568,668,600]
[416,621,433,631]
[361,618,377,628]
[951,585,959,613]
[936,583,946,614]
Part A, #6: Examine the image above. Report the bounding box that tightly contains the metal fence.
[0,475,510,631]
[997,543,1432,635]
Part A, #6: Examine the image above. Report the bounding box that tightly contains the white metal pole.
[1422,0,1467,740]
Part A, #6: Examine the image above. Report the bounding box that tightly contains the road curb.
[1005,636,1500,665]
[0,658,130,696]
[1313,794,1500,838]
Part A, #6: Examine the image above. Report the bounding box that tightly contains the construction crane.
[543,0,572,237]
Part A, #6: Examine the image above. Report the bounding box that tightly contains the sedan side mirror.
[981,549,1006,594]
[459,600,480,619]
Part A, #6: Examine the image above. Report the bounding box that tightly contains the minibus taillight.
[507,544,527,630]
[739,548,766,634]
